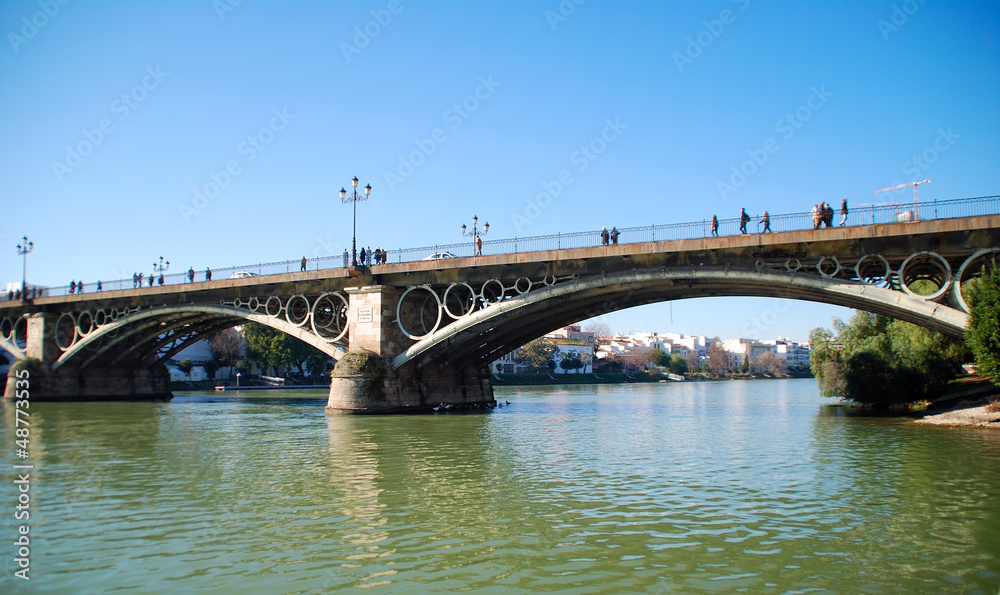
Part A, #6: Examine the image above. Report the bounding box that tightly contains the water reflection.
[0,383,996,593]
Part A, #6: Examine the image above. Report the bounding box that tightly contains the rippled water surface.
[2,379,999,593]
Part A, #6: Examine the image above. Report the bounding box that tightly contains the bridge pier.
[326,285,495,413]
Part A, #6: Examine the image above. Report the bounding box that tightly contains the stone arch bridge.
[2,214,998,411]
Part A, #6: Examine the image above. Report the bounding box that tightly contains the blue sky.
[2,0,998,341]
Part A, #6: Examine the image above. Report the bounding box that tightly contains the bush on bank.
[965,260,1000,387]
[810,312,967,408]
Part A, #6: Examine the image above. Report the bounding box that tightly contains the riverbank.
[491,371,810,385]
[914,376,1000,429]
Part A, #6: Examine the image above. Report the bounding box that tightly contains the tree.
[646,348,668,367]
[707,341,729,376]
[560,355,583,374]
[754,351,786,376]
[684,349,700,372]
[668,354,688,375]
[242,323,329,377]
[810,311,964,407]
[966,261,1000,386]
[809,327,842,397]
[619,348,650,371]
[515,338,558,372]
[210,328,243,379]
[741,353,750,374]
[178,358,194,379]
[203,359,220,379]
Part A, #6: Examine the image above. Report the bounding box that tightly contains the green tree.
[810,311,964,406]
[203,358,220,379]
[242,323,328,376]
[646,348,669,367]
[560,355,583,373]
[966,261,1000,386]
[177,358,194,379]
[515,338,558,372]
[668,354,688,375]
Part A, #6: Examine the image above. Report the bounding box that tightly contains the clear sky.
[2,0,998,342]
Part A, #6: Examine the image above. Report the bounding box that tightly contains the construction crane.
[875,179,931,219]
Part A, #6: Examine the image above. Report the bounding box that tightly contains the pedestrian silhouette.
[610,227,619,245]
[601,226,610,245]
[711,215,719,237]
[300,256,307,272]
[206,267,212,281]
[759,211,771,233]
[739,208,750,234]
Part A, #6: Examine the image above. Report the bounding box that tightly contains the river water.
[1,379,998,593]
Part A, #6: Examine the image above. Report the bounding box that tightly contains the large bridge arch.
[392,267,969,371]
[53,303,347,372]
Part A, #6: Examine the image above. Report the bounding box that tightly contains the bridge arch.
[53,303,347,371]
[392,266,969,371]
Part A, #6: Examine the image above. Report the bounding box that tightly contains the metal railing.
[8,195,998,300]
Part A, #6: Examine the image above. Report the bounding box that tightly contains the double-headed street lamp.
[461,215,489,256]
[340,176,372,266]
[153,256,170,285]
[16,236,33,299]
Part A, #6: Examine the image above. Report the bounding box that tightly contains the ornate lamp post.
[340,176,372,266]
[461,215,489,256]
[152,256,170,285]
[16,236,33,299]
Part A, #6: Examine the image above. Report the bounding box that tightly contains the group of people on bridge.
[709,198,848,237]
[600,227,620,245]
[68,280,98,294]
[812,198,848,229]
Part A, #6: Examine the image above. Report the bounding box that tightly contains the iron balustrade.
[18,194,1000,298]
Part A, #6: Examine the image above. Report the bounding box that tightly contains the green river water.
[1,378,998,593]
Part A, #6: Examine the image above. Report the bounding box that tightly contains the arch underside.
[394,267,969,371]
[54,304,347,372]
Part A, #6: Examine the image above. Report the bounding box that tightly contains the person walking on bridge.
[610,227,620,245]
[739,208,750,234]
[840,198,849,226]
[300,256,307,272]
[711,215,719,237]
[187,267,195,283]
[759,211,771,233]
[601,226,610,245]
[206,267,212,281]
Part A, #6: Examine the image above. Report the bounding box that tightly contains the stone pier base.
[3,360,172,401]
[326,351,495,413]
